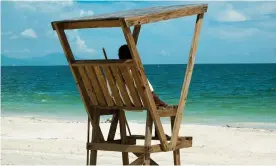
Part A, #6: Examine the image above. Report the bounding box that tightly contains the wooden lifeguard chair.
[52,4,208,165]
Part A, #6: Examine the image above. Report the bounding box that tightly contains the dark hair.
[118,44,132,59]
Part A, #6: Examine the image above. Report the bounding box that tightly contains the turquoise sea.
[1,64,276,129]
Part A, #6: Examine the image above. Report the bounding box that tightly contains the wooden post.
[144,110,153,165]
[119,110,129,165]
[120,19,168,151]
[132,25,141,44]
[171,116,180,165]
[171,14,204,148]
[86,117,91,165]
[90,110,100,165]
[53,24,105,141]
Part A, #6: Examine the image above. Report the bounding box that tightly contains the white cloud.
[10,35,19,39]
[76,36,95,53]
[80,10,94,17]
[215,4,247,22]
[21,29,38,38]
[4,49,30,53]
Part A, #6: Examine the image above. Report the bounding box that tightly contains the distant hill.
[1,53,68,66]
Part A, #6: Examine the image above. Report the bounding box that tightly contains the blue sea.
[1,64,276,129]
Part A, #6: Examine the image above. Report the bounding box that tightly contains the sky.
[1,1,276,65]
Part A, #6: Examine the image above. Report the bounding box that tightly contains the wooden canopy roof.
[51,4,208,30]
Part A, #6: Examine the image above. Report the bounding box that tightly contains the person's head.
[118,44,132,59]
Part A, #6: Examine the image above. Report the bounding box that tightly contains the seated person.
[118,44,169,108]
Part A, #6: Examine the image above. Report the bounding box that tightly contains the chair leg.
[90,111,100,165]
[119,110,129,165]
[144,111,153,165]
[171,116,181,166]
[87,117,91,165]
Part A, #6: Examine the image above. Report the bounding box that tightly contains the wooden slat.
[52,20,121,30]
[53,24,104,141]
[132,25,141,44]
[93,66,114,106]
[120,19,168,151]
[150,139,192,153]
[119,66,143,107]
[110,66,133,107]
[72,59,134,67]
[171,14,204,148]
[85,66,107,106]
[102,66,124,106]
[78,67,99,105]
[129,66,147,107]
[125,5,207,27]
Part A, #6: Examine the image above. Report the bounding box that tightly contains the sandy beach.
[1,116,276,165]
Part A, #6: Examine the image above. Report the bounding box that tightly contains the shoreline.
[2,116,276,165]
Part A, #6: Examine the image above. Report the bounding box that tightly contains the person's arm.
[152,91,168,107]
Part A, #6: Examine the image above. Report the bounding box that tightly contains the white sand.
[1,116,276,165]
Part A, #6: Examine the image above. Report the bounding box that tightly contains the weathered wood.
[85,66,107,106]
[52,20,121,30]
[110,66,133,107]
[130,156,144,165]
[171,14,204,148]
[144,111,153,165]
[125,5,207,26]
[91,105,146,110]
[72,59,134,67]
[86,117,90,166]
[119,66,143,107]
[107,112,119,141]
[93,66,114,106]
[90,110,100,165]
[171,116,180,165]
[129,66,147,106]
[53,24,104,141]
[120,19,168,151]
[132,25,141,44]
[52,4,208,29]
[78,67,99,105]
[87,143,147,153]
[150,138,192,153]
[102,67,124,106]
[119,110,129,165]
[133,153,158,165]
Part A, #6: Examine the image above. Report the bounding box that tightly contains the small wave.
[41,99,47,102]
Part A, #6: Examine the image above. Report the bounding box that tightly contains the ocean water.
[1,64,276,128]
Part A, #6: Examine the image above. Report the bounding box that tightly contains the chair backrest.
[72,59,149,110]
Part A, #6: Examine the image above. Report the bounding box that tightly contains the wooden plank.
[120,19,168,151]
[132,25,141,44]
[87,143,147,153]
[171,116,180,165]
[129,66,147,107]
[102,66,124,106]
[91,105,145,111]
[158,108,177,117]
[53,24,104,141]
[119,66,143,107]
[110,66,133,107]
[72,59,134,67]
[130,156,144,165]
[144,111,153,165]
[119,110,129,165]
[85,66,107,106]
[125,5,207,27]
[52,20,121,30]
[93,66,114,106]
[78,67,99,105]
[171,14,204,148]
